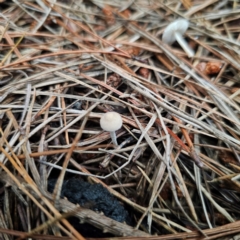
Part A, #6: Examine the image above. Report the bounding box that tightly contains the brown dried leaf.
[219,150,240,165]
[181,0,192,9]
[138,67,150,78]
[196,62,222,75]
[196,62,207,73]
[120,9,131,18]
[106,73,121,88]
[99,73,122,92]
[205,62,222,75]
[102,6,115,25]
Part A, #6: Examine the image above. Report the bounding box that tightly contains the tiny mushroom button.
[162,19,194,58]
[100,112,123,146]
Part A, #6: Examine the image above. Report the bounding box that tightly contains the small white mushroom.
[162,19,194,58]
[100,112,123,146]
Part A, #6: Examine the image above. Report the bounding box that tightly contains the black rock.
[48,178,130,223]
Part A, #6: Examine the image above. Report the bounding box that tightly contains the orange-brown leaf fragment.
[121,9,131,18]
[124,46,141,56]
[205,62,222,75]
[106,73,121,88]
[102,6,115,25]
[196,62,222,75]
[181,0,192,9]
[196,62,207,73]
[138,67,150,78]
[219,150,239,165]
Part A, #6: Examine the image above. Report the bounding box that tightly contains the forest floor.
[0,1,240,239]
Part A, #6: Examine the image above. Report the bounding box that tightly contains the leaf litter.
[0,0,240,239]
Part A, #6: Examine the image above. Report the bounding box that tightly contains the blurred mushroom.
[162,19,194,58]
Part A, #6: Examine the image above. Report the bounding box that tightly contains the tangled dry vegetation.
[0,0,240,239]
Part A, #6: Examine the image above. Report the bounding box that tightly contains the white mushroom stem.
[174,31,194,58]
[110,131,118,146]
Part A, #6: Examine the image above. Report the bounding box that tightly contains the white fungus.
[100,112,123,146]
[162,19,194,58]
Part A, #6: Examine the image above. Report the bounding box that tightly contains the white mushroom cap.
[100,112,123,132]
[162,19,189,44]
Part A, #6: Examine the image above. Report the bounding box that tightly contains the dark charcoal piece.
[48,178,130,223]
